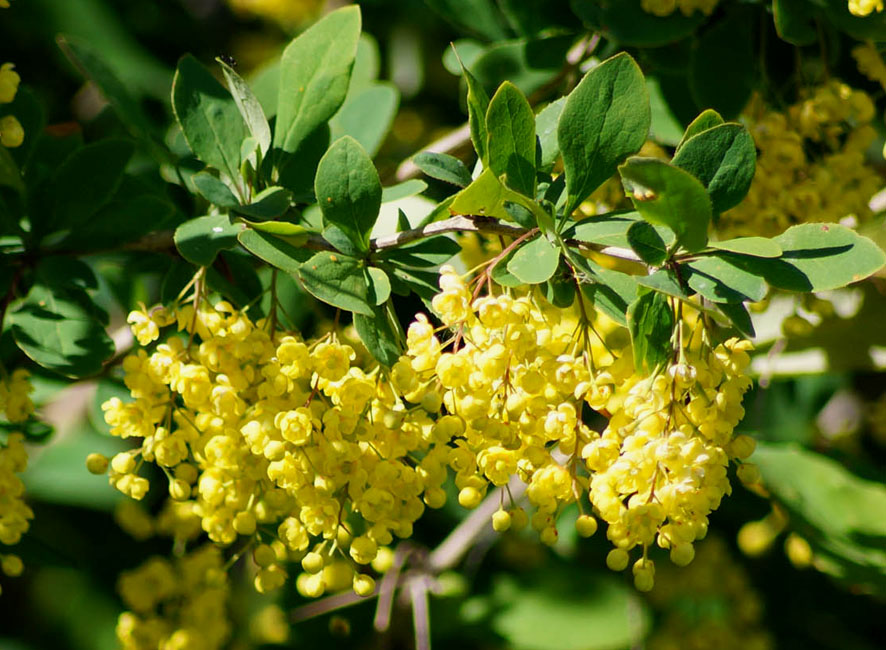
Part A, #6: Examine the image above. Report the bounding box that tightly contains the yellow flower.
[0,115,23,148]
[0,63,20,103]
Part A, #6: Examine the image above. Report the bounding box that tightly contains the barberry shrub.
[2,1,886,649]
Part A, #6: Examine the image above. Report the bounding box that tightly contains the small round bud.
[729,434,757,460]
[509,507,528,531]
[233,511,257,536]
[86,453,109,475]
[606,548,629,572]
[737,462,761,485]
[353,573,376,597]
[540,526,559,546]
[785,533,813,568]
[669,543,695,567]
[253,544,277,568]
[424,488,446,509]
[1,554,24,577]
[458,486,483,509]
[420,391,443,413]
[111,452,136,475]
[302,551,325,574]
[169,478,191,501]
[174,463,198,484]
[575,515,598,538]
[491,509,512,532]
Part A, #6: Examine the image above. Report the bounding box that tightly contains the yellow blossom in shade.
[0,64,19,103]
[849,0,884,15]
[0,1,9,9]
[0,115,23,148]
[852,42,886,89]
[641,0,718,17]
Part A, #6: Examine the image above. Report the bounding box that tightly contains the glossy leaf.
[233,186,292,220]
[174,214,241,267]
[627,221,669,265]
[672,123,756,213]
[536,97,565,170]
[380,236,462,268]
[366,266,391,305]
[708,237,782,258]
[628,289,674,371]
[686,255,768,303]
[10,284,114,378]
[219,58,272,156]
[315,136,381,254]
[237,228,311,275]
[413,152,473,188]
[486,81,536,197]
[192,171,238,208]
[559,53,650,215]
[354,307,402,367]
[172,55,247,181]
[298,251,373,315]
[755,224,886,292]
[507,236,560,284]
[330,83,399,158]
[619,157,712,253]
[274,6,360,155]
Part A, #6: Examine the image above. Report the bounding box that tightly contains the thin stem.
[410,576,432,650]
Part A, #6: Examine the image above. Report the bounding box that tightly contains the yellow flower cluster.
[849,0,884,16]
[640,0,718,17]
[99,298,438,599]
[0,369,34,595]
[116,545,230,650]
[852,42,886,90]
[646,536,773,650]
[0,0,23,149]
[226,0,322,29]
[398,266,624,543]
[585,323,756,590]
[721,82,879,238]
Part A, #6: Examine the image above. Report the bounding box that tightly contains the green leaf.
[559,53,650,215]
[172,54,247,182]
[543,275,576,308]
[237,228,311,274]
[57,36,156,143]
[413,152,473,188]
[689,8,756,119]
[489,570,650,650]
[773,0,819,45]
[754,442,886,597]
[755,224,886,292]
[636,269,690,299]
[564,212,641,249]
[9,284,114,378]
[677,109,725,151]
[36,257,98,291]
[672,123,756,213]
[628,289,674,371]
[708,237,782,258]
[388,266,440,300]
[219,58,272,156]
[573,0,707,47]
[49,139,134,233]
[449,168,510,220]
[571,255,639,326]
[315,136,381,254]
[330,82,399,158]
[354,308,402,367]
[458,52,491,164]
[233,186,292,220]
[366,267,391,305]
[274,6,360,156]
[619,157,712,253]
[646,77,684,147]
[380,237,462,268]
[627,221,669,265]
[382,179,427,203]
[685,255,768,303]
[298,251,373,315]
[822,0,886,40]
[0,146,24,193]
[486,81,536,198]
[716,301,755,337]
[507,236,560,284]
[174,214,241,267]
[425,0,508,41]
[192,171,239,208]
[536,97,565,171]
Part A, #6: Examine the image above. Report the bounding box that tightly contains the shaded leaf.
[174,214,241,266]
[413,152,473,188]
[237,228,311,274]
[219,58,272,156]
[297,251,373,315]
[628,289,674,371]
